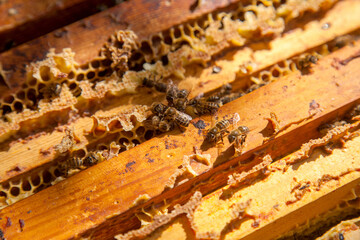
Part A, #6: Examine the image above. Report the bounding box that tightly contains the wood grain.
[0,0,118,52]
[0,43,359,240]
[0,0,240,91]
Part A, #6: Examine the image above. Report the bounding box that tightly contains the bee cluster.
[189,84,244,115]
[150,102,192,132]
[143,75,244,133]
[205,118,249,152]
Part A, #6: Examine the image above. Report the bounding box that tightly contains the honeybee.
[228,126,249,143]
[298,54,318,70]
[142,75,167,93]
[165,85,178,104]
[158,119,174,132]
[228,126,249,153]
[219,92,244,105]
[58,157,84,176]
[206,84,232,102]
[166,84,189,112]
[173,97,188,112]
[143,76,155,88]
[83,152,100,166]
[148,115,173,132]
[151,102,168,116]
[206,119,231,143]
[246,82,267,93]
[177,89,190,99]
[40,82,62,99]
[164,107,192,127]
[188,98,219,115]
[155,82,168,93]
[220,83,232,95]
[151,115,161,127]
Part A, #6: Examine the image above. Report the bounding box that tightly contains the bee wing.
[195,92,204,100]
[232,113,240,129]
[143,118,157,130]
[166,78,174,88]
[181,111,193,121]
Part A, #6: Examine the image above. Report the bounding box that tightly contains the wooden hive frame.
[0,0,360,239]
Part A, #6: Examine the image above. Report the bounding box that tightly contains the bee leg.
[63,165,69,177]
[234,139,242,155]
[178,125,186,133]
[219,134,225,145]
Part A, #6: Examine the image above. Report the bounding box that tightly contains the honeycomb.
[128,0,338,69]
[113,114,360,240]
[231,32,360,94]
[0,105,152,208]
[86,105,153,154]
[0,164,61,206]
[0,0,337,119]
[0,0,347,211]
[115,191,203,240]
[109,117,360,239]
[317,216,360,240]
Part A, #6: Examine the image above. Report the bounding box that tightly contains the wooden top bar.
[0,0,118,52]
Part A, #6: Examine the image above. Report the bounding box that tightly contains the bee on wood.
[298,54,318,71]
[205,95,220,102]
[227,113,249,153]
[40,83,62,99]
[164,107,192,128]
[228,126,249,153]
[331,35,354,49]
[206,119,231,143]
[206,84,232,102]
[219,92,244,105]
[188,98,219,115]
[166,84,189,112]
[228,126,249,144]
[83,152,100,167]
